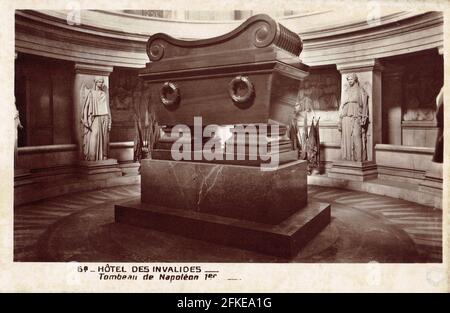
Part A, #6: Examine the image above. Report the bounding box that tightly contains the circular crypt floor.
[14,184,442,263]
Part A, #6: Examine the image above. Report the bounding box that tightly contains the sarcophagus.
[139,14,309,126]
[116,15,330,259]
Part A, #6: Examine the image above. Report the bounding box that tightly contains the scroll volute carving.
[145,14,303,63]
[252,21,275,48]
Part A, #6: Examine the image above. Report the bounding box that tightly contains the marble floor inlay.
[14,184,442,263]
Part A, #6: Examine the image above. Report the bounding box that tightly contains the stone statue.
[14,100,23,166]
[81,77,111,161]
[338,73,369,161]
[432,87,444,163]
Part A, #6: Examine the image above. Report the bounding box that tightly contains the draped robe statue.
[432,87,444,163]
[81,77,111,161]
[14,101,23,166]
[338,73,369,161]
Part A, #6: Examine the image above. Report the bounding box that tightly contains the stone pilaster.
[336,59,383,162]
[73,63,121,180]
[73,63,114,159]
[329,59,383,181]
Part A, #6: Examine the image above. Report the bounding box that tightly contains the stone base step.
[308,175,442,209]
[115,200,331,258]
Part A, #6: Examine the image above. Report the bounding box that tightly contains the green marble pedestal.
[115,159,331,258]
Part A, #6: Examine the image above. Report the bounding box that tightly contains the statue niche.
[294,72,340,123]
[110,74,134,111]
[109,70,153,126]
[402,63,442,122]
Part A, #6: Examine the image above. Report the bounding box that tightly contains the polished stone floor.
[14,184,442,263]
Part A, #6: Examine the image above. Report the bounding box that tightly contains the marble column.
[73,63,121,179]
[328,59,383,181]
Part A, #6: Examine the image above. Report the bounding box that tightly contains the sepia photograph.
[1,0,448,292]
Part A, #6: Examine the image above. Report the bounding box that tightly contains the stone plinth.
[419,162,443,196]
[115,158,331,258]
[116,199,330,259]
[328,160,378,181]
[78,159,122,180]
[119,162,141,176]
[141,159,307,225]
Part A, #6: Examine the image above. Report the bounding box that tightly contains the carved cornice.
[300,12,436,41]
[15,10,148,68]
[14,10,443,69]
[75,63,114,76]
[15,10,149,42]
[337,59,384,73]
[302,12,442,48]
[139,60,309,83]
[302,12,443,66]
